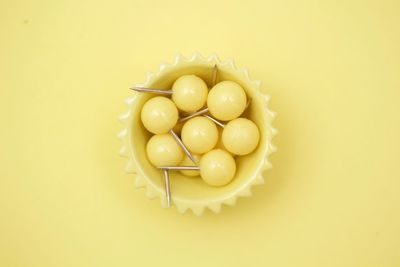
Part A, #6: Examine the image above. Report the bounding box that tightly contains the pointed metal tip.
[130,86,173,95]
[203,114,225,128]
[158,166,200,171]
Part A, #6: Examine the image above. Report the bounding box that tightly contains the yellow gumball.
[207,81,247,121]
[141,96,178,134]
[199,149,236,186]
[181,116,218,154]
[222,118,260,155]
[179,154,201,177]
[172,75,208,112]
[146,134,184,167]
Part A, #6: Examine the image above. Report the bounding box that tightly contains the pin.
[130,86,173,95]
[159,166,201,207]
[178,108,209,123]
[158,166,200,171]
[169,129,196,164]
[211,64,218,87]
[163,169,171,207]
[203,114,225,128]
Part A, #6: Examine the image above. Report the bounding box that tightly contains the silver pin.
[211,64,218,87]
[130,86,173,95]
[169,129,196,164]
[203,114,225,128]
[163,169,171,207]
[159,166,200,207]
[178,108,209,123]
[158,166,200,171]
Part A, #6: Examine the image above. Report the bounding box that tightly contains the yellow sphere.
[141,96,178,134]
[222,118,260,155]
[199,149,236,186]
[146,134,184,167]
[181,116,218,154]
[172,75,208,112]
[179,154,201,177]
[207,81,247,121]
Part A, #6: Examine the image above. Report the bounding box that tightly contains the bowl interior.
[129,61,270,202]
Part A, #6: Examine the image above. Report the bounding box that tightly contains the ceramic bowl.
[119,53,277,216]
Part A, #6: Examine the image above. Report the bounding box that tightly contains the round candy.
[199,149,236,186]
[181,116,218,154]
[146,134,184,167]
[141,96,178,134]
[179,154,201,177]
[172,75,208,112]
[207,81,247,121]
[222,118,260,155]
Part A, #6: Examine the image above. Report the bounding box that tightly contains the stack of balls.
[141,75,260,187]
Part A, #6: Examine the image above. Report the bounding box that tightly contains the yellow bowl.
[118,53,277,216]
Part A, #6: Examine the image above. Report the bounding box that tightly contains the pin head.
[172,75,208,112]
[207,81,247,121]
[146,134,184,167]
[141,96,178,134]
[181,116,218,154]
[199,149,236,186]
[222,118,260,155]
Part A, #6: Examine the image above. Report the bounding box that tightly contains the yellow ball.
[199,149,236,186]
[181,116,218,154]
[141,96,178,134]
[179,154,201,177]
[207,81,247,121]
[172,75,208,112]
[222,118,260,155]
[146,134,184,167]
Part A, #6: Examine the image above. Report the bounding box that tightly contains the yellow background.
[1,0,400,266]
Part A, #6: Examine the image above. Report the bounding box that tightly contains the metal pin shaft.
[159,166,200,171]
[169,129,196,164]
[130,87,173,95]
[211,65,218,87]
[203,114,225,128]
[178,108,209,123]
[163,169,171,208]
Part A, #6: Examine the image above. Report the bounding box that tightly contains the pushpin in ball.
[181,116,218,154]
[207,81,247,121]
[199,149,236,186]
[222,118,260,155]
[179,154,201,177]
[146,134,184,167]
[171,75,208,113]
[141,96,178,134]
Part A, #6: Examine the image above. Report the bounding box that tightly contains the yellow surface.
[1,0,400,266]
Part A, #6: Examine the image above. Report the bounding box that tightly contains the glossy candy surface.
[181,116,218,154]
[207,81,247,121]
[141,96,178,134]
[172,75,208,112]
[146,134,184,167]
[222,118,260,155]
[199,149,236,186]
